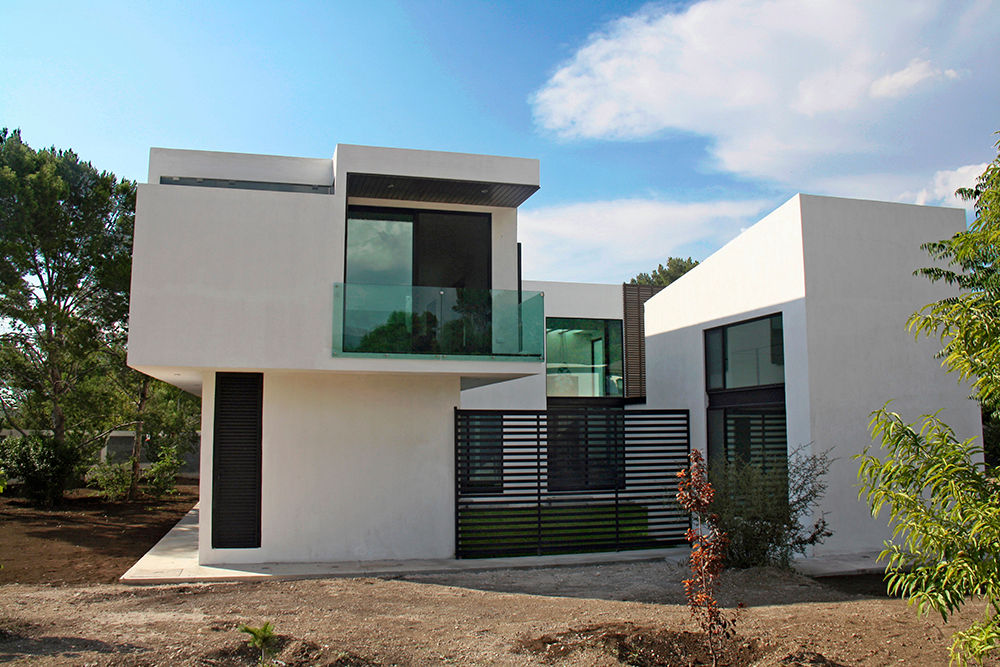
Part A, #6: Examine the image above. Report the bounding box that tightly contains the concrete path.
[120,505,884,584]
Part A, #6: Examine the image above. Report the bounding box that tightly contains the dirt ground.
[1,486,997,666]
[0,483,199,584]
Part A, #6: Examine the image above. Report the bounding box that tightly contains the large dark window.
[705,314,786,469]
[346,206,491,290]
[546,318,624,398]
[343,206,492,354]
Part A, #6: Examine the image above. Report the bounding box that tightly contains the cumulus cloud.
[519,198,768,283]
[531,0,995,188]
[902,162,988,209]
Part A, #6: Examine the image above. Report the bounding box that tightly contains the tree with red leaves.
[677,449,738,666]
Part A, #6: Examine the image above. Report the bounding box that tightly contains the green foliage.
[709,446,832,568]
[630,256,699,287]
[0,128,135,503]
[143,447,183,497]
[88,458,132,502]
[0,466,7,494]
[0,434,85,507]
[238,621,278,666]
[909,133,1000,431]
[858,408,1000,665]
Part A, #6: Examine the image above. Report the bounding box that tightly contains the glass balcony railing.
[332,283,544,360]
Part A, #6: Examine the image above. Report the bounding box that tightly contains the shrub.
[0,434,84,507]
[143,445,183,497]
[88,458,132,501]
[709,445,832,568]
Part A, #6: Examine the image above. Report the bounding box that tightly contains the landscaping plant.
[88,457,133,502]
[709,445,832,568]
[238,621,278,666]
[859,408,999,665]
[677,449,738,667]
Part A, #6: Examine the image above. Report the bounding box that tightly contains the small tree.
[677,449,738,667]
[859,408,999,665]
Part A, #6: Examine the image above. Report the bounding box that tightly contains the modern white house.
[128,145,983,566]
[642,194,983,555]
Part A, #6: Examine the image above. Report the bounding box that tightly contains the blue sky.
[2,0,997,282]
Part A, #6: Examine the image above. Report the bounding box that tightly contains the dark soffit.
[346,172,539,208]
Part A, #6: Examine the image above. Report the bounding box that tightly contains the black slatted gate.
[455,408,690,558]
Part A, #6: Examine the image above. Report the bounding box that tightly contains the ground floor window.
[705,313,787,470]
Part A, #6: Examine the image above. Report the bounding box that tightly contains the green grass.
[458,502,650,557]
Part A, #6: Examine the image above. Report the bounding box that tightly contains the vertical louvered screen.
[212,372,263,549]
[622,284,664,398]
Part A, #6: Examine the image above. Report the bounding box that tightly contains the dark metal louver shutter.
[622,284,664,398]
[212,372,263,549]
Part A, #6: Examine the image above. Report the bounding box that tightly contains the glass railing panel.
[332,283,544,359]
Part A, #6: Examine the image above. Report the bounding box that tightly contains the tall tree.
[630,256,699,287]
[0,128,135,500]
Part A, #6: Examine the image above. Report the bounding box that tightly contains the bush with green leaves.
[708,446,832,568]
[88,458,133,502]
[0,434,85,507]
[859,408,999,665]
[143,445,183,497]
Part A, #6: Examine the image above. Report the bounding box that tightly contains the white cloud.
[869,59,957,98]
[518,198,768,283]
[902,162,987,209]
[531,0,996,188]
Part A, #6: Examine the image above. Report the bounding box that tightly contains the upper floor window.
[546,318,624,397]
[345,206,491,289]
[705,313,784,391]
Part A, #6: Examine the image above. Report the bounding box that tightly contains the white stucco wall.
[644,196,811,459]
[460,280,624,409]
[797,195,982,554]
[199,371,459,564]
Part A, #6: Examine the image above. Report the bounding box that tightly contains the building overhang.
[346,172,539,208]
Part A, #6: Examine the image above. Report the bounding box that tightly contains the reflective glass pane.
[345,213,413,286]
[724,315,784,388]
[705,328,724,390]
[546,318,624,397]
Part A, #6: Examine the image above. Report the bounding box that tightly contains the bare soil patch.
[0,493,996,665]
[1,569,996,666]
[0,482,197,584]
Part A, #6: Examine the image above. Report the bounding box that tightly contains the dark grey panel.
[161,176,332,194]
[347,172,538,207]
[212,372,262,549]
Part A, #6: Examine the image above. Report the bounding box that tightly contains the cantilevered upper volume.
[128,144,544,396]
